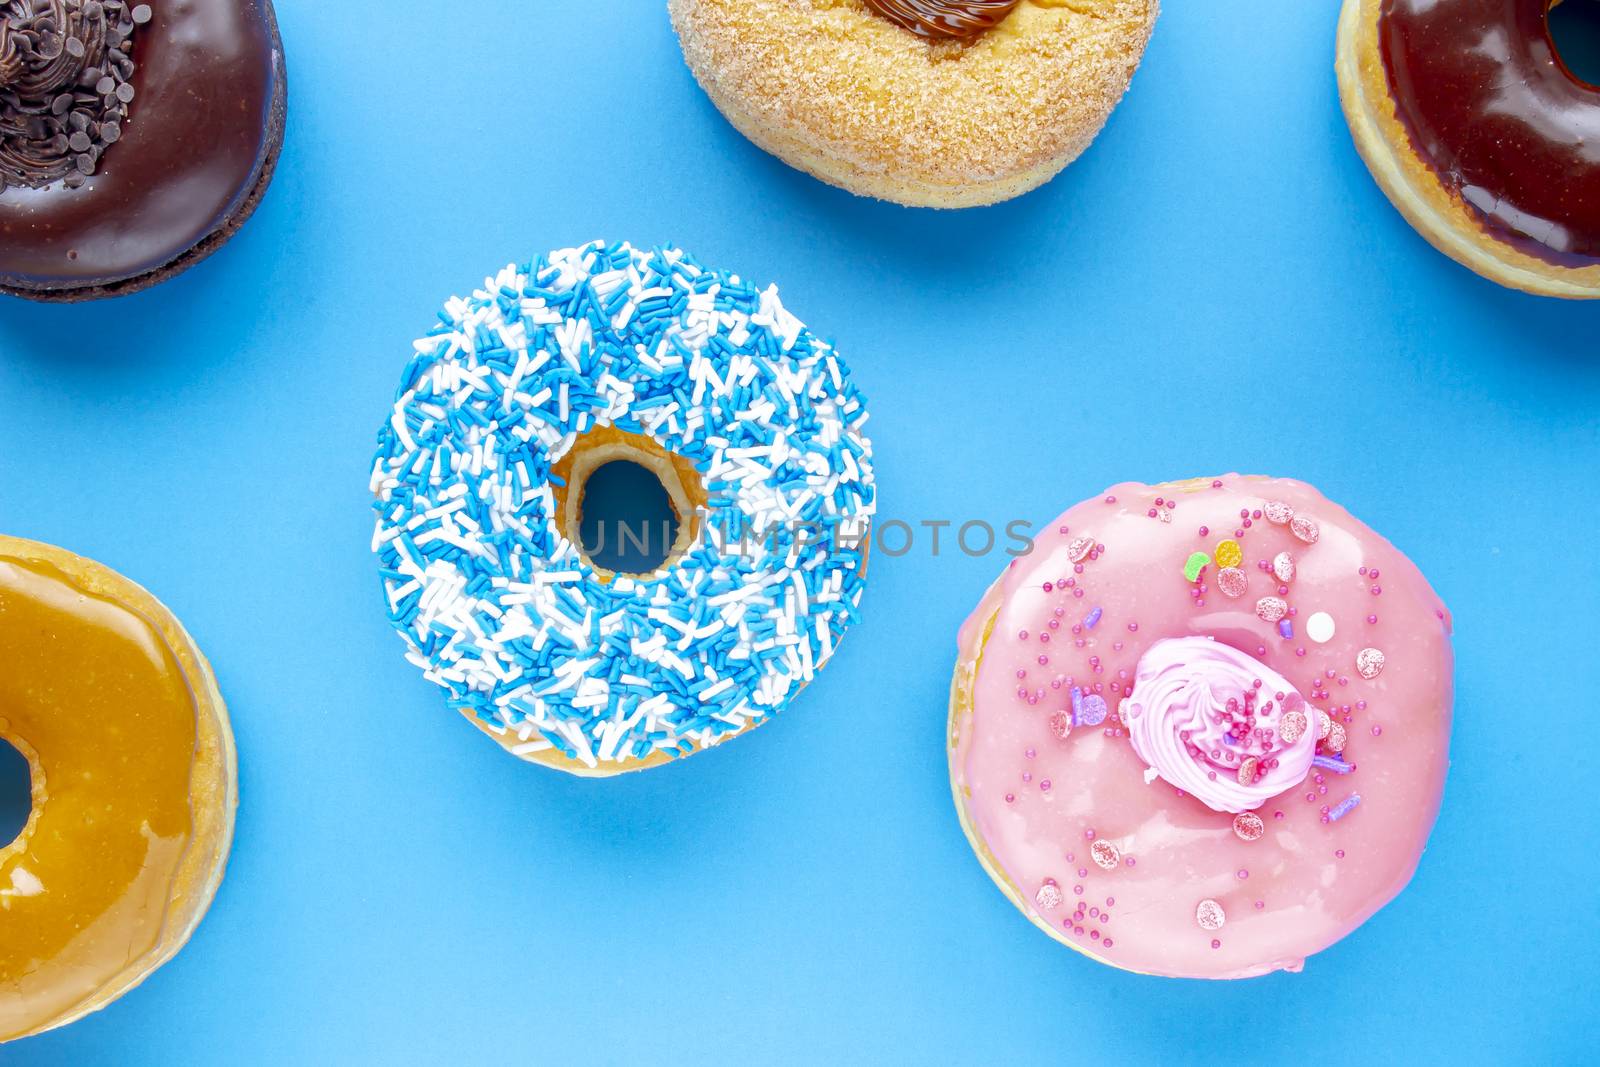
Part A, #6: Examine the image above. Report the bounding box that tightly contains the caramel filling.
[863,0,1021,40]
[0,555,198,1041]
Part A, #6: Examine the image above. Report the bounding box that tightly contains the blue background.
[3,2,1596,1063]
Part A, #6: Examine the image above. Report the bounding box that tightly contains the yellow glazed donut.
[668,0,1161,208]
[0,537,236,1042]
[1336,0,1600,298]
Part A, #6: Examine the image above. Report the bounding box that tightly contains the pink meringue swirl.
[1123,636,1315,813]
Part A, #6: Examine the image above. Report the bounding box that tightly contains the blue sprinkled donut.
[370,242,876,775]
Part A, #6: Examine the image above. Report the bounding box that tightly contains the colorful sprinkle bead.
[1214,539,1243,569]
[1328,793,1362,822]
[1233,811,1265,841]
[1255,596,1288,622]
[1217,566,1249,598]
[1237,756,1259,785]
[1272,550,1296,583]
[1356,647,1386,679]
[1306,611,1336,643]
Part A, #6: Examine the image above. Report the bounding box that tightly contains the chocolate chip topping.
[0,0,144,193]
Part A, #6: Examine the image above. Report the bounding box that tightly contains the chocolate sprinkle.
[0,0,145,192]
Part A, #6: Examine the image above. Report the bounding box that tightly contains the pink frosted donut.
[948,475,1453,978]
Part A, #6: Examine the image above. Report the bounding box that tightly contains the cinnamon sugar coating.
[669,0,1159,207]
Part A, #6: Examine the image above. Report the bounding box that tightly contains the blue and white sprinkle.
[369,242,876,770]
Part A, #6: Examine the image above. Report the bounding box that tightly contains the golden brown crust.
[1335,0,1600,299]
[670,0,1160,208]
[0,536,236,1041]
[548,426,711,585]
[466,710,748,777]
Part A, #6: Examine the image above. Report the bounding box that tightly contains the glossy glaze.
[862,0,1020,40]
[0,555,199,1040]
[1379,0,1600,266]
[0,0,280,287]
[952,477,1453,978]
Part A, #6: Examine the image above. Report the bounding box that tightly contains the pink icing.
[951,475,1453,979]
[1124,637,1315,814]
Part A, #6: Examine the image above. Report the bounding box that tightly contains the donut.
[369,241,876,776]
[0,0,287,302]
[668,0,1160,208]
[948,476,1453,978]
[0,536,235,1041]
[1337,0,1600,298]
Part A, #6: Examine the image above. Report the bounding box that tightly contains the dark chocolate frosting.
[0,1,144,192]
[1379,0,1600,268]
[0,0,281,290]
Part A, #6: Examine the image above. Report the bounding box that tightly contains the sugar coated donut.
[0,537,235,1041]
[0,0,287,302]
[948,476,1453,978]
[370,241,875,776]
[1336,0,1600,298]
[669,0,1159,208]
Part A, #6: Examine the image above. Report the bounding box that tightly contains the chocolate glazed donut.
[1337,0,1600,298]
[0,0,287,302]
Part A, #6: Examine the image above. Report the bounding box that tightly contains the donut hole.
[549,425,708,581]
[1551,0,1600,85]
[578,460,681,575]
[0,737,29,850]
